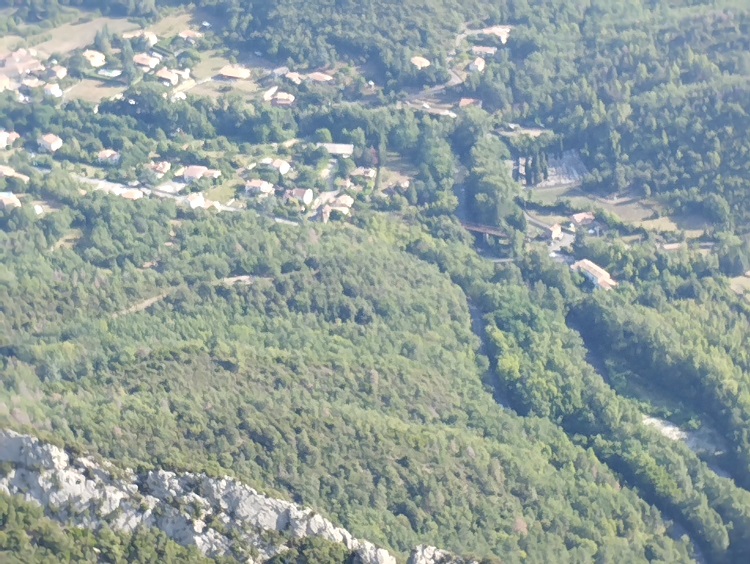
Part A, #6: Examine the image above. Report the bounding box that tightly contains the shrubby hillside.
[0,192,695,562]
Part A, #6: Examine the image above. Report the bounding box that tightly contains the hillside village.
[0,10,709,293]
[0,17,525,224]
[0,18,433,224]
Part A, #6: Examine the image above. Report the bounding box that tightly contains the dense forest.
[3,0,750,562]
[0,188,698,562]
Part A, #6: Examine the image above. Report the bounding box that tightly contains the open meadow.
[66,79,126,103]
[31,16,139,56]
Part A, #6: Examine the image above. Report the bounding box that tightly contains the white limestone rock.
[0,429,401,564]
[408,545,479,564]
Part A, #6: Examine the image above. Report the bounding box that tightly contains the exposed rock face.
[408,545,479,564]
[0,430,395,563]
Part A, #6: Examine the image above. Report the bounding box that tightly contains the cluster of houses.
[0,135,40,212]
[39,132,121,163]
[465,27,513,75]
[410,24,512,77]
[243,156,293,199]
[132,54,191,88]
[253,67,338,108]
[537,210,616,291]
[0,23,205,102]
[177,47,338,107]
[1,27,363,223]
[311,191,355,223]
[547,211,598,241]
[0,48,68,99]
[177,164,222,182]
[82,26,203,87]
[27,129,226,191]
[148,160,172,179]
[243,142,363,222]
[261,85,295,107]
[275,68,334,86]
[185,191,221,210]
[244,177,355,223]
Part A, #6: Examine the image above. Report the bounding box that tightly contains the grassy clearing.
[189,78,259,99]
[379,152,416,190]
[66,79,126,103]
[186,81,226,99]
[145,11,195,37]
[186,50,271,97]
[529,185,575,206]
[30,17,139,56]
[530,185,711,238]
[207,180,242,204]
[637,213,708,239]
[530,187,658,222]
[499,127,550,139]
[190,50,232,80]
[529,211,569,225]
[565,194,657,223]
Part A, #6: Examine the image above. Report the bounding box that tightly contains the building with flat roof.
[218,65,251,80]
[317,143,354,158]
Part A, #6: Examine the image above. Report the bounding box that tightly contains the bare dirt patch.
[730,275,750,296]
[643,415,726,457]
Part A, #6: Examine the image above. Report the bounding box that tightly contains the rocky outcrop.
[0,430,395,563]
[408,545,479,564]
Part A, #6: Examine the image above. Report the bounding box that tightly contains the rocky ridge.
[0,429,403,563]
[407,545,479,564]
